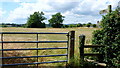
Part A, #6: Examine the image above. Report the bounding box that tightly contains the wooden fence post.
[68,31,75,65]
[79,35,85,64]
[108,5,112,13]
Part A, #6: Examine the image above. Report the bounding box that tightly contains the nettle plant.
[92,10,120,67]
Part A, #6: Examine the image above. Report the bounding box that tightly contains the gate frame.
[0,31,75,68]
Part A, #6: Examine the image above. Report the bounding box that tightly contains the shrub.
[92,10,120,67]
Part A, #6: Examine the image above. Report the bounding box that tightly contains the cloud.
[0,0,36,2]
[72,0,119,16]
[3,0,120,24]
[0,8,6,23]
[47,1,79,12]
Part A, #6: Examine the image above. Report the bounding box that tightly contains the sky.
[0,0,119,24]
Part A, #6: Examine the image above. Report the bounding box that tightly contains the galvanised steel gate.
[0,31,75,67]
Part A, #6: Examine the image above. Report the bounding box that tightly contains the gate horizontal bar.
[0,41,68,43]
[0,32,68,34]
[0,47,68,51]
[1,60,67,66]
[0,54,67,59]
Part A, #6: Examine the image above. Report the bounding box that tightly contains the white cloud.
[0,8,6,23]
[3,0,120,24]
[0,0,36,2]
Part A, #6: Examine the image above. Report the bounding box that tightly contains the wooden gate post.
[68,31,75,65]
[79,35,85,64]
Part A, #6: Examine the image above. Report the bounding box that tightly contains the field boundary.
[0,31,75,67]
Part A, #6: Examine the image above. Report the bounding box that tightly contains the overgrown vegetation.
[92,8,120,67]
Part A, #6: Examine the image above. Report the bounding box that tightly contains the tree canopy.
[25,11,46,28]
[48,12,65,28]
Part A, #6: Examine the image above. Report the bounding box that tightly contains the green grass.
[1,27,100,67]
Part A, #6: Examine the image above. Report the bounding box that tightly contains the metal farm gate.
[0,31,75,68]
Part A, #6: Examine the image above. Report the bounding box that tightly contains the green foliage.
[69,24,77,28]
[63,25,69,28]
[92,24,97,28]
[48,12,65,28]
[86,24,91,27]
[25,11,46,28]
[92,10,120,67]
[77,23,83,27]
[0,24,7,27]
[85,22,92,27]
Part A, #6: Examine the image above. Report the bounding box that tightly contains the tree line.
[1,12,97,28]
[25,12,97,28]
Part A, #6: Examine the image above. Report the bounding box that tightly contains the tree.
[69,24,77,28]
[25,11,46,28]
[77,23,83,27]
[92,6,120,67]
[63,25,69,28]
[48,12,65,28]
[92,24,97,28]
[85,22,92,27]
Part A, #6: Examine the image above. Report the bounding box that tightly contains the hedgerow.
[92,10,120,67]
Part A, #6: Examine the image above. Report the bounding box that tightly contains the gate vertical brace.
[1,34,4,68]
[79,35,85,65]
[36,34,39,68]
[66,33,69,67]
[69,31,75,66]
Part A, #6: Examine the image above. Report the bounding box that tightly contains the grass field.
[0,27,100,67]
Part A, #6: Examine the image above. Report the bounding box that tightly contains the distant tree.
[63,25,69,28]
[88,22,92,25]
[86,24,90,27]
[92,24,97,28]
[85,22,92,27]
[85,24,90,27]
[25,11,46,28]
[1,23,7,27]
[82,24,86,27]
[48,12,65,28]
[77,23,83,27]
[69,24,77,28]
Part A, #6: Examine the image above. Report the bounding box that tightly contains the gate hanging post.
[79,35,85,64]
[68,31,75,66]
[1,34,4,68]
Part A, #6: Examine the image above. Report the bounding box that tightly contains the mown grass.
[0,27,100,67]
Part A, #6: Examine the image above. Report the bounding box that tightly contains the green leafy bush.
[92,10,120,67]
